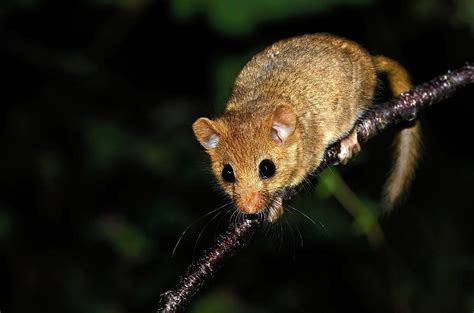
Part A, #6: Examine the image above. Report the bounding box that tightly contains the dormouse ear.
[271,104,297,145]
[192,117,220,149]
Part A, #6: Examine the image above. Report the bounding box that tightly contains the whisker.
[229,209,239,227]
[192,209,225,262]
[283,207,305,245]
[278,219,284,252]
[238,211,245,226]
[300,177,313,195]
[171,202,231,257]
[286,204,325,231]
[294,219,304,247]
[214,207,234,239]
[286,220,296,260]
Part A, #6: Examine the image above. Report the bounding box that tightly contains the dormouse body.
[193,33,421,222]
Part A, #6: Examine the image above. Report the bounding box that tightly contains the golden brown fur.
[193,33,420,220]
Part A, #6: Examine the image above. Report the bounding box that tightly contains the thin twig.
[158,219,259,312]
[157,65,474,313]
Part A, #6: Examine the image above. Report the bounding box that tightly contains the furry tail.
[374,56,422,212]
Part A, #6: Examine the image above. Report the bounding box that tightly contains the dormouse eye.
[221,164,236,183]
[259,159,276,179]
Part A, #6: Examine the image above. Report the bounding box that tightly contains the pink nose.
[236,192,266,214]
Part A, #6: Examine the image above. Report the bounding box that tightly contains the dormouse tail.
[373,56,422,212]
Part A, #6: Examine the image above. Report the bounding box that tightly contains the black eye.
[221,164,235,183]
[259,159,276,179]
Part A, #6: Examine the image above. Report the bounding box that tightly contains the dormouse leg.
[337,130,361,165]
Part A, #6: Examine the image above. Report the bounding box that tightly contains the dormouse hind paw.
[337,130,361,165]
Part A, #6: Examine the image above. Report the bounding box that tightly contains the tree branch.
[157,65,474,313]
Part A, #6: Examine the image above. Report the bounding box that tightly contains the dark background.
[1,1,473,312]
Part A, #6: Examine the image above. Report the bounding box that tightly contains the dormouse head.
[192,103,301,217]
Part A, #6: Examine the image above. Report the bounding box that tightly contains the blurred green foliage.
[1,0,151,9]
[413,0,474,31]
[190,290,260,313]
[212,55,249,112]
[466,0,474,31]
[1,0,39,8]
[171,0,375,35]
[318,170,382,243]
[84,119,174,174]
[0,210,11,240]
[2,0,474,32]
[469,296,474,311]
[88,0,150,9]
[95,216,150,260]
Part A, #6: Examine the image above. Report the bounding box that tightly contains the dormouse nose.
[236,191,266,214]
